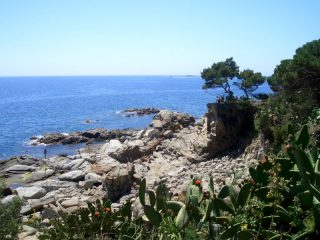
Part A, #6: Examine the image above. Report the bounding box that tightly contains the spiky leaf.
[237,183,251,208]
[296,125,309,150]
[143,205,162,227]
[220,223,242,239]
[175,205,188,229]
[139,178,146,206]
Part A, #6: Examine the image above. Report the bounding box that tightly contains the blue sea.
[0,76,272,159]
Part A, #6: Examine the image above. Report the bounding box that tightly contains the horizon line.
[0,74,201,78]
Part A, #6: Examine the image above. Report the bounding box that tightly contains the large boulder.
[6,165,37,173]
[16,186,46,199]
[58,170,85,181]
[103,164,134,201]
[100,139,143,162]
[151,110,195,132]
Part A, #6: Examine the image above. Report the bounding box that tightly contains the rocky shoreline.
[0,109,262,239]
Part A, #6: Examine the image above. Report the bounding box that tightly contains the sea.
[0,76,272,160]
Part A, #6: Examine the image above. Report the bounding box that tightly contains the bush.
[0,180,23,240]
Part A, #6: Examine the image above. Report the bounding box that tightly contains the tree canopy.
[201,57,238,96]
[201,58,265,99]
[268,39,320,93]
[237,69,265,98]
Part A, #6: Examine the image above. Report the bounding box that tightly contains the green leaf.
[167,201,184,214]
[314,204,320,232]
[237,183,251,208]
[309,182,320,202]
[288,123,294,136]
[249,167,257,182]
[214,198,235,214]
[218,185,229,199]
[269,234,291,240]
[156,182,168,211]
[220,223,242,239]
[261,230,278,238]
[228,186,237,208]
[143,205,162,227]
[209,176,214,193]
[293,231,311,240]
[296,125,309,150]
[298,191,313,209]
[310,146,319,165]
[292,149,314,184]
[148,191,156,208]
[237,230,254,240]
[139,178,146,206]
[175,205,188,230]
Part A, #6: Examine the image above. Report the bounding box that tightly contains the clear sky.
[0,0,319,76]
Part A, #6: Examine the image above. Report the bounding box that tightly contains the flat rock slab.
[32,179,77,192]
[61,197,79,208]
[6,165,37,173]
[16,186,46,199]
[58,170,85,181]
[26,168,55,182]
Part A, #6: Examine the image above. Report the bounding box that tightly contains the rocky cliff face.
[206,103,255,157]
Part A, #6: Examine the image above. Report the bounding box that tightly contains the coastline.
[0,109,262,232]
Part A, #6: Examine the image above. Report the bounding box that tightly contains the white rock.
[16,186,46,199]
[58,170,85,181]
[61,197,79,208]
[85,173,102,183]
[1,195,19,205]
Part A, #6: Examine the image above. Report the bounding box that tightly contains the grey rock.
[6,164,37,173]
[32,179,77,192]
[85,172,102,183]
[78,180,94,189]
[1,195,19,205]
[58,170,85,181]
[62,159,85,170]
[21,195,57,215]
[144,129,160,139]
[103,164,134,201]
[16,186,46,199]
[41,207,59,219]
[26,168,55,182]
[100,139,143,163]
[61,197,79,208]
[163,130,173,138]
[18,225,38,240]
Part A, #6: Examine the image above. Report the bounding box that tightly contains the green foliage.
[38,125,320,239]
[268,39,320,93]
[201,58,265,99]
[254,91,319,152]
[201,57,238,96]
[238,69,265,98]
[0,180,23,240]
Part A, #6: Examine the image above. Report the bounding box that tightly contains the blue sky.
[0,0,319,76]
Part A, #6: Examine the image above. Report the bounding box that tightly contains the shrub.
[0,180,23,240]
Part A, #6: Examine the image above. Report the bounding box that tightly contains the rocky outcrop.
[100,139,144,163]
[103,163,134,201]
[121,108,160,117]
[206,103,255,156]
[29,128,138,146]
[151,110,195,133]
